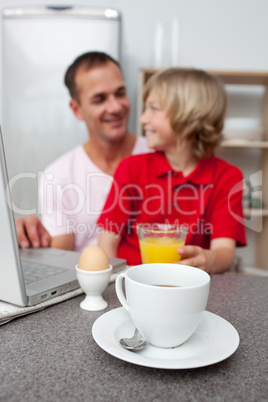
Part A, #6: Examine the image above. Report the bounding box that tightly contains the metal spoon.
[119,328,147,351]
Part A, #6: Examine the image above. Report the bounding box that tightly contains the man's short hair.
[64,51,121,101]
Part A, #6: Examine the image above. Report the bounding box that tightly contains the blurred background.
[0,0,268,271]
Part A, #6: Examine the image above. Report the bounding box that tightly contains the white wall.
[0,0,268,267]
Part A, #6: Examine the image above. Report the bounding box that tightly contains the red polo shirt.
[97,152,246,265]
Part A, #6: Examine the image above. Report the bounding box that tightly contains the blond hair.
[143,68,226,160]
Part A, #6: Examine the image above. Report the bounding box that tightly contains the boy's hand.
[176,238,235,274]
[177,245,209,271]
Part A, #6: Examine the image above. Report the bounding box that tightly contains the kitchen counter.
[0,274,267,401]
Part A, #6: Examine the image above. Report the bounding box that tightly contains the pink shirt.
[40,137,150,251]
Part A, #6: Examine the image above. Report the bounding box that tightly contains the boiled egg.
[78,245,110,271]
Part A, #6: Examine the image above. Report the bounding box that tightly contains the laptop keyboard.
[21,261,66,284]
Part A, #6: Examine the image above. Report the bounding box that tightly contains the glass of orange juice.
[137,223,188,264]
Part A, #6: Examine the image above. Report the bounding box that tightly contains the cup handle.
[115,273,129,312]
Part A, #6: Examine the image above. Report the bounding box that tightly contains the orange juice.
[139,236,185,264]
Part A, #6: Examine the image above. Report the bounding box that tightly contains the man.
[16,52,149,251]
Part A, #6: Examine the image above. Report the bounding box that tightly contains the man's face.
[71,61,130,142]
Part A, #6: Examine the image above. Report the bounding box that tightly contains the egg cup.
[75,264,112,311]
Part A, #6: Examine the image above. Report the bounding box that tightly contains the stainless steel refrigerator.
[1,6,121,216]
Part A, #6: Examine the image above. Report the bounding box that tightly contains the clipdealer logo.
[5,170,263,234]
[5,172,41,215]
[229,170,262,232]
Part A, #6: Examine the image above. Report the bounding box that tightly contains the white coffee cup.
[116,264,210,348]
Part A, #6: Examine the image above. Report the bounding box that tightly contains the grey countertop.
[1,274,267,402]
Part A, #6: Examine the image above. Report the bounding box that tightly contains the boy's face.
[140,89,177,151]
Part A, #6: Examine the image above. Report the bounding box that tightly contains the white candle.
[153,22,164,67]
[171,17,180,66]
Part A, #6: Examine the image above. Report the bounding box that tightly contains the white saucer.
[92,307,239,369]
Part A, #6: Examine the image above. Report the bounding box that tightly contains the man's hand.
[15,216,51,249]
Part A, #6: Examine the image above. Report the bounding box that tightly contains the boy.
[97,68,246,273]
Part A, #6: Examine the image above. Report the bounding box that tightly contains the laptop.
[0,126,126,307]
